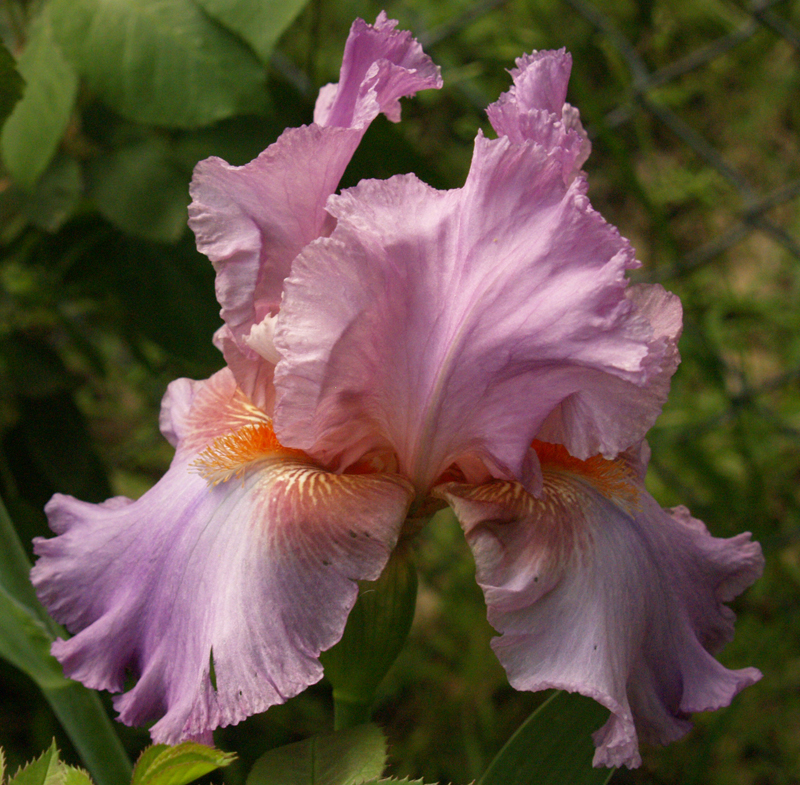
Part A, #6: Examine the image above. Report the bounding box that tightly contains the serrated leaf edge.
[132,742,235,785]
[8,740,61,785]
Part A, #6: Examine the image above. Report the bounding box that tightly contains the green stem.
[43,684,133,785]
[322,544,418,731]
[0,495,132,785]
[332,693,373,731]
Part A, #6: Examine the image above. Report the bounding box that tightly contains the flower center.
[532,440,640,509]
[192,422,307,485]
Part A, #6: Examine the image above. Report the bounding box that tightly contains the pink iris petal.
[486,49,590,179]
[274,121,679,491]
[187,14,441,412]
[313,12,443,128]
[32,368,413,743]
[535,283,682,458]
[436,445,763,768]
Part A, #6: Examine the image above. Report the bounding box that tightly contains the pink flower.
[32,16,762,768]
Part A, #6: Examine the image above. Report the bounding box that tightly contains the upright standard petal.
[32,369,413,743]
[313,11,443,128]
[274,125,679,491]
[486,49,590,180]
[188,15,441,412]
[436,442,763,768]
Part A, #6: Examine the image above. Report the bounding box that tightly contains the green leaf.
[87,135,189,242]
[60,769,93,785]
[246,724,387,785]
[478,692,615,785]
[49,0,267,128]
[193,0,310,63]
[0,8,78,189]
[359,780,429,784]
[0,583,70,689]
[24,153,83,232]
[0,41,24,127]
[0,491,49,619]
[5,743,93,785]
[41,686,131,785]
[8,741,63,785]
[1,746,6,783]
[130,743,235,785]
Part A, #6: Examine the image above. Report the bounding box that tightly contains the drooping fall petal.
[32,369,413,743]
[436,443,763,768]
[188,14,441,412]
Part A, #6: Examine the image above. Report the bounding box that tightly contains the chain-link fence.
[566,0,799,278]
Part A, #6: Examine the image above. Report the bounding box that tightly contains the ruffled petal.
[487,49,590,180]
[313,11,442,128]
[275,127,679,490]
[188,15,440,412]
[436,443,763,768]
[535,284,682,457]
[32,369,413,743]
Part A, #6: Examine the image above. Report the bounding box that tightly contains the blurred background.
[0,0,798,783]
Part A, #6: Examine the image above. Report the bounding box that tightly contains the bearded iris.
[31,13,762,769]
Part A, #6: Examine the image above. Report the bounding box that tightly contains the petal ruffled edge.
[436,442,763,768]
[487,49,590,181]
[314,12,442,128]
[275,133,680,491]
[33,370,414,743]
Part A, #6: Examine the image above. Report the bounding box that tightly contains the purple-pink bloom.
[188,11,442,414]
[32,15,762,767]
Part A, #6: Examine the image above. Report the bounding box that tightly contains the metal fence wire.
[416,0,799,281]
[555,0,800,439]
[562,0,800,281]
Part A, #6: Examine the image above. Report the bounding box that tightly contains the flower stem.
[333,694,373,731]
[322,541,418,729]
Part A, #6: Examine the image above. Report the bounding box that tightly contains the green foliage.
[0,42,24,129]
[358,779,429,784]
[23,155,83,233]
[48,0,268,128]
[194,0,311,63]
[477,692,614,785]
[0,585,69,690]
[322,547,418,729]
[2,741,92,785]
[131,743,235,785]
[59,768,94,785]
[86,135,190,243]
[0,8,78,189]
[0,492,49,618]
[0,742,231,785]
[246,725,386,785]
[8,741,65,785]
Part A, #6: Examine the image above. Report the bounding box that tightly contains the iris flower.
[32,14,763,768]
